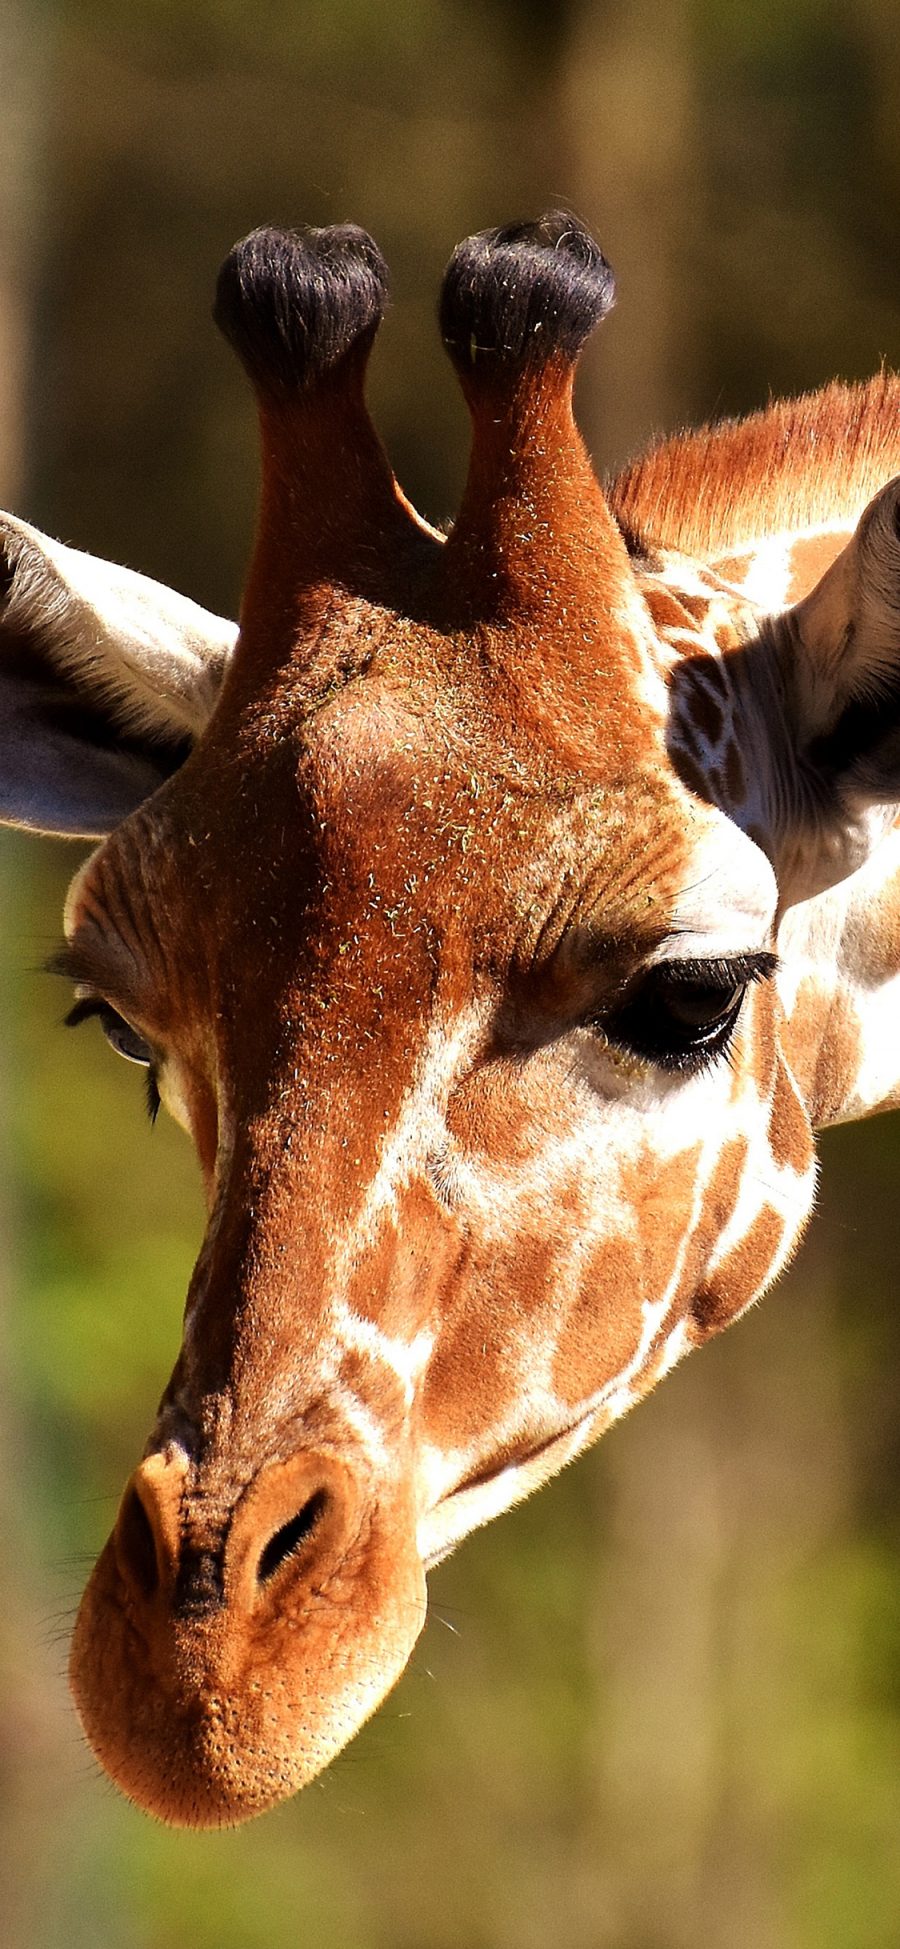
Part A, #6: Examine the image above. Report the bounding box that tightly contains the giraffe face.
[14,216,899,1827]
[63,595,814,1824]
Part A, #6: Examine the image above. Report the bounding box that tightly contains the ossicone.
[214,223,389,397]
[435,211,629,627]
[212,220,435,689]
[439,211,615,378]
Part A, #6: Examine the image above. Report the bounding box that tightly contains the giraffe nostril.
[256,1490,329,1585]
[117,1482,160,1599]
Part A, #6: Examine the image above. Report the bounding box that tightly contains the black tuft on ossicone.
[214,223,389,396]
[439,212,615,375]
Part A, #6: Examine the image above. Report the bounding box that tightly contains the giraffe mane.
[609,369,900,560]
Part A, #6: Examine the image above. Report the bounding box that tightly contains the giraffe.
[1,213,900,1828]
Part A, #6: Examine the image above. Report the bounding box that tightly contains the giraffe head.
[4,216,900,1826]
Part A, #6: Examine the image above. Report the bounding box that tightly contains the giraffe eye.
[98,1009,154,1067]
[65,996,154,1065]
[604,952,775,1074]
[63,995,162,1124]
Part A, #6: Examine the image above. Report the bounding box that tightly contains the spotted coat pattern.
[3,220,900,1827]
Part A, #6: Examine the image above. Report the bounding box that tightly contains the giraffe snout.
[69,1442,425,1826]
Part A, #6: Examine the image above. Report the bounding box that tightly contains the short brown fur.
[3,216,900,1829]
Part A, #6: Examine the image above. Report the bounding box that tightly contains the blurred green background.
[2,2,900,1945]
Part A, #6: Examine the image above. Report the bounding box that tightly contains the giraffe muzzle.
[69,1441,426,1826]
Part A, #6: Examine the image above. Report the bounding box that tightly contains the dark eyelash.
[63,996,110,1031]
[62,996,161,1128]
[145,1070,161,1126]
[653,951,778,990]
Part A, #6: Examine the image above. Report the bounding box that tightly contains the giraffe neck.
[775,823,900,1125]
[708,521,858,610]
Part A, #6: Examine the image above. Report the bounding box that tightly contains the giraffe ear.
[778,476,900,890]
[0,512,237,837]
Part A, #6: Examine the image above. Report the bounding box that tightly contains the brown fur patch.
[690,1204,785,1339]
[337,1345,407,1425]
[419,1232,559,1451]
[664,1134,748,1324]
[742,987,778,1100]
[551,1143,703,1409]
[642,585,700,632]
[700,1134,750,1239]
[629,1142,704,1288]
[780,975,830,1100]
[811,1003,864,1128]
[768,1058,814,1176]
[551,1231,645,1409]
[842,862,900,989]
[781,977,864,1126]
[673,589,712,622]
[707,552,750,587]
[784,529,855,602]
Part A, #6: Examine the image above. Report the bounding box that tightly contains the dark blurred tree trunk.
[581,1263,853,1949]
[0,10,66,1944]
[555,0,699,475]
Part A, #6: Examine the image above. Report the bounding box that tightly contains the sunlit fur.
[3,219,900,1825]
[610,371,900,567]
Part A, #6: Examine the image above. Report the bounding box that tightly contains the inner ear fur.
[0,511,236,837]
[786,476,900,799]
